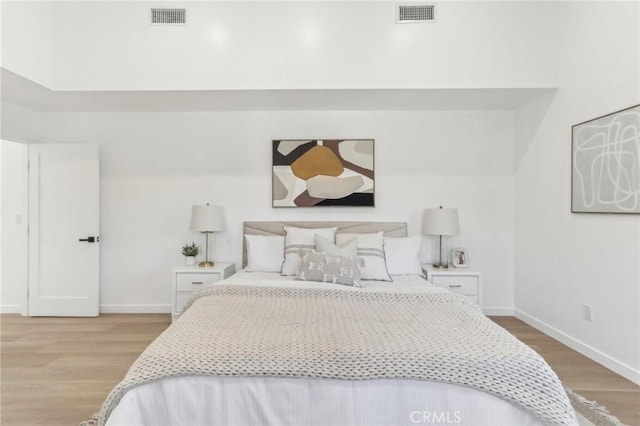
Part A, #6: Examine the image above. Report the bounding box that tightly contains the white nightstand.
[171,262,235,321]
[422,264,482,306]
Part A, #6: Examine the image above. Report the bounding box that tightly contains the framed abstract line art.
[571,105,640,214]
[272,139,375,207]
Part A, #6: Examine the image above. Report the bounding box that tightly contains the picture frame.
[272,139,375,207]
[451,248,469,268]
[571,104,640,214]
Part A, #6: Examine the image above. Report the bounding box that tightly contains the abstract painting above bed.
[272,139,375,207]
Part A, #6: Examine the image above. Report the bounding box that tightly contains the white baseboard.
[483,307,514,316]
[515,309,640,385]
[99,304,171,314]
[0,304,23,314]
[1,304,170,314]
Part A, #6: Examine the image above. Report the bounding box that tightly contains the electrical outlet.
[582,304,592,322]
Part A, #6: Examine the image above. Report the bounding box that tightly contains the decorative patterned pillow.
[314,234,358,257]
[335,231,392,281]
[297,250,363,287]
[281,226,337,276]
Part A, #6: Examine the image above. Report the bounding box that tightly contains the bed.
[99,221,577,426]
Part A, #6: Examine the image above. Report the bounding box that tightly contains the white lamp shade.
[190,204,225,232]
[422,207,460,236]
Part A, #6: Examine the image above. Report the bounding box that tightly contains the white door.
[28,144,99,316]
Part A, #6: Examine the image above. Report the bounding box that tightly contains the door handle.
[79,236,99,243]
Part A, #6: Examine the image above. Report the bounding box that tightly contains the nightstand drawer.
[431,275,478,295]
[176,273,221,291]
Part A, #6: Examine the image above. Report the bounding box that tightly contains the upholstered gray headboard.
[242,221,407,268]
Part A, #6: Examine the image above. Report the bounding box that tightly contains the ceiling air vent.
[150,8,186,25]
[397,4,436,23]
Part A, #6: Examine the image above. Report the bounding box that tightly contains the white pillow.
[383,236,423,276]
[314,234,357,257]
[245,235,285,272]
[336,231,392,281]
[281,226,337,276]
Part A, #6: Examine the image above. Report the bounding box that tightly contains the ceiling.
[2,68,555,113]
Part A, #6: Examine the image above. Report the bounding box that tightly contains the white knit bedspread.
[98,284,576,425]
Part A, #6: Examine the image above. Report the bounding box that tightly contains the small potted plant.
[181,243,200,266]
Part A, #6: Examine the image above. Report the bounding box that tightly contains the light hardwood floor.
[1,314,638,426]
[491,317,639,426]
[1,314,170,426]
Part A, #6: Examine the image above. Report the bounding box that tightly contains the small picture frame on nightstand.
[451,248,469,268]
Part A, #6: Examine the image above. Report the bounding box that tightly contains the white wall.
[1,102,43,144]
[3,1,560,91]
[0,140,29,314]
[1,1,53,88]
[514,2,640,383]
[29,110,515,314]
[1,0,3,303]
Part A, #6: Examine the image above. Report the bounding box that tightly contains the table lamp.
[190,204,225,268]
[422,206,460,269]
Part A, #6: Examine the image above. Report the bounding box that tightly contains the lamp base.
[199,261,215,268]
[433,263,449,269]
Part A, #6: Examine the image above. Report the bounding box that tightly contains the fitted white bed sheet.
[106,272,541,426]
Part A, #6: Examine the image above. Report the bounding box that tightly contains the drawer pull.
[449,284,462,288]
[192,281,204,285]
